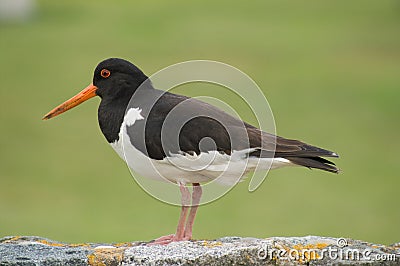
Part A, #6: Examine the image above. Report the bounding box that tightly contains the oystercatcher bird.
[43,58,339,245]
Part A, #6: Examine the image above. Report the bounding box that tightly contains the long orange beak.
[42,83,98,120]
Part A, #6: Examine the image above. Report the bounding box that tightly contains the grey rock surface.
[0,236,399,265]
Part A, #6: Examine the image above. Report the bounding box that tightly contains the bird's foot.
[147,234,191,245]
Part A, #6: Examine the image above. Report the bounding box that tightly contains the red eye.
[101,69,111,78]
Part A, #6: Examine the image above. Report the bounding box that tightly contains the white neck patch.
[124,107,144,127]
[110,107,144,160]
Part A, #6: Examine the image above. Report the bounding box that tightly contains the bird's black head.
[93,58,149,101]
[42,58,149,121]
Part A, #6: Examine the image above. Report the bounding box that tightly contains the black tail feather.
[286,156,340,173]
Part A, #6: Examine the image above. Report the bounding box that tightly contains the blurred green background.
[1,0,399,245]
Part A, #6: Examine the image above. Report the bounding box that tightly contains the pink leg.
[173,182,191,240]
[184,183,202,240]
[148,182,191,245]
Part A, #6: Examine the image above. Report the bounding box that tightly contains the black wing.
[127,89,339,173]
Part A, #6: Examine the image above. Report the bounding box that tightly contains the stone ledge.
[0,236,399,265]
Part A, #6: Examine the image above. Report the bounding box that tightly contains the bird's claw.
[147,234,191,245]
